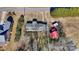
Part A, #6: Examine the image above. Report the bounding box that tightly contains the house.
[0,16,14,45]
[26,18,48,31]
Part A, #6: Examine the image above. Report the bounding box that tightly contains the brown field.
[0,11,79,50]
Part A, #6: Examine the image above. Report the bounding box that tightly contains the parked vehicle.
[50,27,59,39]
[49,21,65,40]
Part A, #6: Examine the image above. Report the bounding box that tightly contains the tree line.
[50,7,79,17]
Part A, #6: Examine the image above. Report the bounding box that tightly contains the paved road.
[0,7,50,12]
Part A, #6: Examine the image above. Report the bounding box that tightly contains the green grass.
[50,8,79,17]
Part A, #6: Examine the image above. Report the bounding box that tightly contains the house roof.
[0,35,5,45]
[3,21,11,31]
[7,16,14,23]
[0,25,3,30]
[26,20,48,31]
